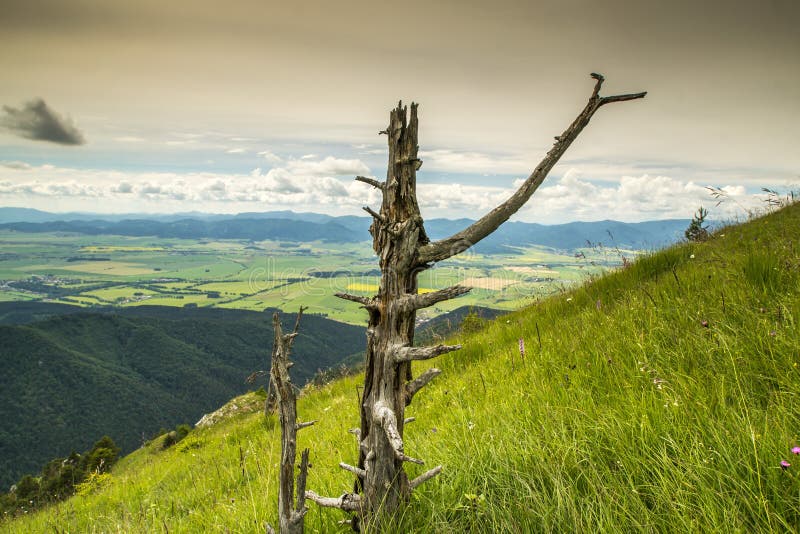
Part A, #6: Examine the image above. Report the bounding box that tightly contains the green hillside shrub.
[685,206,710,242]
[162,424,192,450]
[0,436,120,518]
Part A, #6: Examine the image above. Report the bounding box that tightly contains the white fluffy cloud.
[0,158,774,222]
[515,170,760,222]
[413,168,767,222]
[0,156,380,213]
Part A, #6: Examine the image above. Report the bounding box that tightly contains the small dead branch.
[402,285,471,310]
[394,344,461,363]
[334,292,376,307]
[404,368,442,405]
[355,176,385,190]
[304,491,362,513]
[374,401,423,464]
[409,465,443,490]
[339,462,366,478]
[270,311,313,534]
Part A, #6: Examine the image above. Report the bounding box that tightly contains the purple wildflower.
[518,338,525,360]
[792,447,800,455]
[781,460,791,469]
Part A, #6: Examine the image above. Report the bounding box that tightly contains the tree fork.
[417,73,646,265]
[306,74,645,529]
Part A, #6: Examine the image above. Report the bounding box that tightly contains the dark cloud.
[1,98,86,145]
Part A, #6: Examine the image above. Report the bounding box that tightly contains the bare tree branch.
[355,176,385,190]
[404,368,442,405]
[394,344,461,363]
[417,73,646,264]
[363,205,385,223]
[339,462,367,478]
[292,305,308,335]
[409,465,443,490]
[600,92,648,105]
[282,332,298,344]
[374,401,424,464]
[295,420,316,431]
[334,292,375,307]
[245,369,267,384]
[401,285,471,310]
[304,491,363,512]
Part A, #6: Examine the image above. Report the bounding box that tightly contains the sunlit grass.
[5,204,800,532]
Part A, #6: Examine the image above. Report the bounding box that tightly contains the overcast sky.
[0,0,797,222]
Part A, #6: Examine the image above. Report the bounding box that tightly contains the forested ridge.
[0,307,364,487]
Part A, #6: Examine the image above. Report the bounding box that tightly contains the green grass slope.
[4,204,799,532]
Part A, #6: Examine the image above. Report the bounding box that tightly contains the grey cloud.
[138,184,163,195]
[206,180,226,192]
[317,177,349,197]
[136,182,188,201]
[0,99,86,145]
[258,168,304,194]
[0,161,32,170]
[112,181,133,193]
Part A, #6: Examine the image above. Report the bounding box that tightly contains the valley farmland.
[0,230,633,325]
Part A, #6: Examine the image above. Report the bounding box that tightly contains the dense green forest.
[0,306,365,488]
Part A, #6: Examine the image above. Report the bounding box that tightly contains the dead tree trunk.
[305,73,645,528]
[268,308,315,534]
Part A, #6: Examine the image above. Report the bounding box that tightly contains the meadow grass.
[4,204,800,532]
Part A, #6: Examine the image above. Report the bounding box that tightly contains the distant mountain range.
[0,208,690,252]
[0,217,363,243]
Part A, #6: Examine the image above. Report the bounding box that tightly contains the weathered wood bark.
[305,73,645,528]
[268,308,315,534]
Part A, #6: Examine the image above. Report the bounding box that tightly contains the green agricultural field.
[0,231,625,324]
[81,286,156,302]
[0,291,33,302]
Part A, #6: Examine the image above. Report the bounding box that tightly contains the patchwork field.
[0,231,630,324]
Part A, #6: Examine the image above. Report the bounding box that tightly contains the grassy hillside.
[0,309,364,489]
[4,204,799,532]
